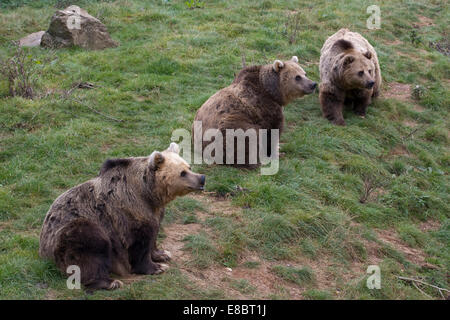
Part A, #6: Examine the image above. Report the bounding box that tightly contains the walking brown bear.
[39,143,205,291]
[319,29,382,125]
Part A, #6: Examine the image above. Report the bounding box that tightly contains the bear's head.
[335,49,375,90]
[271,56,317,105]
[149,143,205,203]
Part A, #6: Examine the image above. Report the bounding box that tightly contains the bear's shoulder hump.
[99,158,132,175]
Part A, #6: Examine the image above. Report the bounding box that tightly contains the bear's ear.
[167,142,180,154]
[291,56,299,63]
[364,51,372,60]
[272,60,284,72]
[343,55,355,67]
[149,151,165,170]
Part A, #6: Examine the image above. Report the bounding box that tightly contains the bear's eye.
[180,171,187,177]
[295,75,302,81]
[358,71,364,77]
[368,70,373,75]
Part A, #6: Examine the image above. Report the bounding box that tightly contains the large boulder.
[40,5,118,50]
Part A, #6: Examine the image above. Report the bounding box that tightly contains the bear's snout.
[366,80,375,89]
[193,174,206,191]
[186,173,205,191]
[199,175,206,187]
[310,82,317,91]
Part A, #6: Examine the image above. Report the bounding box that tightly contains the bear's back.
[194,65,281,133]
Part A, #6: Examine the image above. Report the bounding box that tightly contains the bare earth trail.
[157,193,436,299]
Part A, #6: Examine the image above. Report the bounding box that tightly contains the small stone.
[226,267,232,272]
[19,31,45,47]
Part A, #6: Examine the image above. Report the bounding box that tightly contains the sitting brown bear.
[319,28,382,125]
[193,56,317,167]
[39,143,205,291]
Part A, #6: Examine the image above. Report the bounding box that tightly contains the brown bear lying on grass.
[39,143,205,291]
[193,56,317,167]
[319,28,382,125]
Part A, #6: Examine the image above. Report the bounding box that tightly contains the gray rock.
[19,31,45,47]
[41,5,118,50]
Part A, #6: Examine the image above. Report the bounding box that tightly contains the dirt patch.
[0,221,11,231]
[419,220,441,232]
[160,195,273,299]
[100,143,112,152]
[183,259,305,299]
[414,16,434,28]
[384,39,403,46]
[389,144,409,156]
[190,193,240,217]
[375,229,427,265]
[384,82,412,101]
[159,194,310,299]
[162,228,261,298]
[383,82,425,112]
[44,289,59,300]
[403,120,418,128]
[397,50,432,67]
[366,187,387,202]
[157,194,393,299]
[134,96,149,102]
[388,144,411,157]
[161,222,203,264]
[154,192,439,299]
[157,193,444,299]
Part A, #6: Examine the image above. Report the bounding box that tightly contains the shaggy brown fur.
[193,56,316,167]
[319,29,382,125]
[39,143,205,291]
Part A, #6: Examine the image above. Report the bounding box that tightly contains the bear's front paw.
[154,263,169,275]
[354,110,366,118]
[152,249,172,262]
[332,118,346,126]
[108,280,124,290]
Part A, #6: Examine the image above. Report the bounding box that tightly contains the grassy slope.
[0,0,448,299]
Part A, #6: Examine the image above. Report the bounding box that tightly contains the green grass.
[303,289,334,300]
[397,223,427,248]
[164,196,205,224]
[241,261,260,269]
[182,232,218,269]
[228,278,257,295]
[0,0,449,299]
[271,265,315,286]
